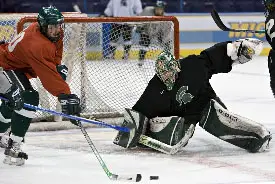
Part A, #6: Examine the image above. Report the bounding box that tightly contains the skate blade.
[3,156,25,166]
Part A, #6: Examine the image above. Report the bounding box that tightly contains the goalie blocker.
[113,109,196,150]
[114,99,271,153]
[113,108,148,148]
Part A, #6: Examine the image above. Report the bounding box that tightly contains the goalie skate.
[3,137,28,166]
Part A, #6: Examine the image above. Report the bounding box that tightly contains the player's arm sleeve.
[199,41,233,79]
[134,0,143,15]
[29,47,71,96]
[104,0,113,17]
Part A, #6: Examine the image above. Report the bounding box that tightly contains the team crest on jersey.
[176,86,194,106]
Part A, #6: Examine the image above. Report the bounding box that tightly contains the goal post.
[14,16,180,121]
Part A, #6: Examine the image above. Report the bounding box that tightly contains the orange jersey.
[0,22,70,96]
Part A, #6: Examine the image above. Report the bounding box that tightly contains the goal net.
[2,15,179,122]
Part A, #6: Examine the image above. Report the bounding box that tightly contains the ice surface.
[0,56,275,184]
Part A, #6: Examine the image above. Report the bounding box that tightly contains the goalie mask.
[263,0,275,16]
[37,6,64,42]
[155,51,181,91]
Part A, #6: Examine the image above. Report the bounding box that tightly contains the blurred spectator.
[0,0,21,13]
[0,0,266,14]
[137,1,172,66]
[140,0,166,16]
[103,0,143,59]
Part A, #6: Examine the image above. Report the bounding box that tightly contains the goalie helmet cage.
[15,16,179,122]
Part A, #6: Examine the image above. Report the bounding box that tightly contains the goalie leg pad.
[199,99,271,152]
[147,116,196,146]
[113,108,148,148]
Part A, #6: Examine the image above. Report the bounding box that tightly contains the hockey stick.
[0,96,129,132]
[77,120,142,182]
[139,124,195,154]
[211,9,265,33]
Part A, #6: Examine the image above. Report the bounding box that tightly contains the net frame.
[17,16,179,58]
[16,16,180,121]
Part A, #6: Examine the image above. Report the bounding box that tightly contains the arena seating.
[0,0,266,14]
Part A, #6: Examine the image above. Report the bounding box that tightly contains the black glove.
[56,65,68,81]
[2,84,24,110]
[58,94,81,126]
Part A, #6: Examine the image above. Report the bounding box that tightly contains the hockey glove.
[227,38,263,64]
[56,65,68,81]
[2,84,24,110]
[58,94,81,126]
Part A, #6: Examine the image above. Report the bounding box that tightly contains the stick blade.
[113,174,142,182]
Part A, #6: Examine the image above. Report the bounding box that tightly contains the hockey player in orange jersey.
[0,6,81,166]
[0,13,68,96]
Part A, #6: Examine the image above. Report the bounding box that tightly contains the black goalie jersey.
[132,42,234,122]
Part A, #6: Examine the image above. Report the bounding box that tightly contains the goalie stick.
[211,9,265,33]
[139,124,195,154]
[87,117,196,155]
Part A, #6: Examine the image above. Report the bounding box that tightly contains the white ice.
[1,56,275,184]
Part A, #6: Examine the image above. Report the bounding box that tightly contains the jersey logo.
[176,86,194,106]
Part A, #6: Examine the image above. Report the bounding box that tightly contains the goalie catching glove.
[58,94,81,126]
[227,38,263,64]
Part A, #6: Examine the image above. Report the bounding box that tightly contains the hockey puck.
[136,174,142,182]
[150,176,159,180]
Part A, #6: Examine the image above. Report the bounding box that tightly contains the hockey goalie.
[113,38,272,154]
